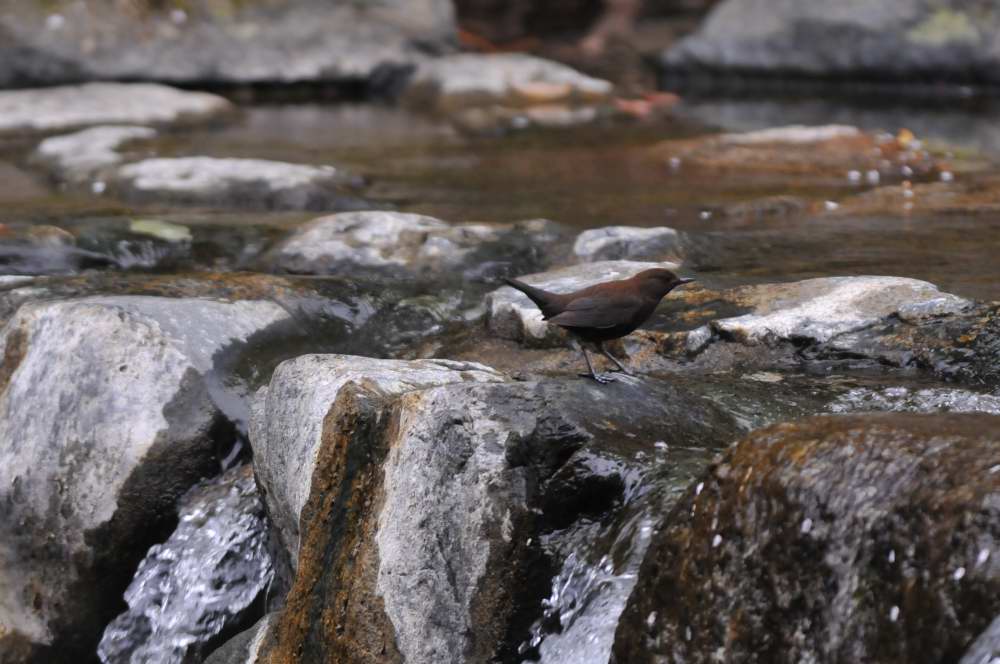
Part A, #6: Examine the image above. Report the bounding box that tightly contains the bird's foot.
[579,372,617,384]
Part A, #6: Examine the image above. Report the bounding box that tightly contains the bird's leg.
[578,346,615,384]
[598,342,633,375]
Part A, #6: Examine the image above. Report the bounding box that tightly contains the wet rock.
[0,295,289,660]
[0,83,231,136]
[615,413,1000,664]
[33,125,157,183]
[250,354,505,563]
[709,276,969,345]
[830,386,1000,415]
[203,614,276,664]
[573,225,683,263]
[486,260,678,345]
[97,464,272,664]
[0,1,454,88]
[654,125,940,181]
[269,211,564,282]
[111,157,370,211]
[664,0,1000,85]
[403,53,613,114]
[960,614,1000,664]
[249,356,743,664]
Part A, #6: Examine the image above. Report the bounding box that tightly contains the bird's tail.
[504,278,559,317]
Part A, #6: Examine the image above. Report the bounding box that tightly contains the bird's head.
[632,268,696,297]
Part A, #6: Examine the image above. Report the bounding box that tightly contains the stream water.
[4,93,1000,662]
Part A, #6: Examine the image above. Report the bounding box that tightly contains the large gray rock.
[664,0,1000,84]
[614,413,1000,663]
[111,157,369,211]
[0,295,289,660]
[249,356,744,664]
[269,211,565,281]
[250,354,506,563]
[32,125,157,183]
[485,260,679,345]
[0,1,455,88]
[0,83,231,136]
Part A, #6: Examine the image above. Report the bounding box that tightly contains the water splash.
[98,464,272,664]
[830,386,1000,415]
[522,513,655,664]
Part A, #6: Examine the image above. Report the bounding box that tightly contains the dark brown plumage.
[504,268,695,383]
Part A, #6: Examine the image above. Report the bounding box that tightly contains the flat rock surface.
[614,413,1000,663]
[0,83,231,136]
[33,125,157,183]
[111,157,370,211]
[653,124,942,180]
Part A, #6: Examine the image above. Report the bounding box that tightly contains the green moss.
[907,8,979,46]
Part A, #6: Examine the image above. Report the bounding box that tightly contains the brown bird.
[504,268,695,383]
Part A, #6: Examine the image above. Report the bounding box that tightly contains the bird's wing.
[545,293,643,328]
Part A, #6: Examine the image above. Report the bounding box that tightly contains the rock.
[111,157,371,211]
[664,0,1000,85]
[32,125,157,183]
[960,614,1000,664]
[250,355,505,564]
[97,464,272,664]
[614,413,1000,664]
[269,211,565,282]
[710,276,970,345]
[249,356,743,664]
[486,260,679,345]
[654,125,941,180]
[203,614,276,664]
[0,295,289,660]
[0,1,455,88]
[830,176,1000,217]
[0,83,231,136]
[573,226,683,263]
[403,53,613,113]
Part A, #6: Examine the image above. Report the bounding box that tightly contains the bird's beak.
[678,277,696,285]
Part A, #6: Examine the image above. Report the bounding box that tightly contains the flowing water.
[4,93,1000,661]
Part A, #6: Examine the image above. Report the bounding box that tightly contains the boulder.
[0,295,289,660]
[111,157,370,211]
[486,260,678,345]
[33,125,157,183]
[0,1,455,88]
[97,464,272,664]
[664,0,1000,85]
[268,211,562,281]
[614,413,1000,663]
[248,355,744,664]
[0,83,231,136]
[250,354,506,563]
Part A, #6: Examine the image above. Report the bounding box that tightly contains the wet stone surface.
[614,413,1000,664]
